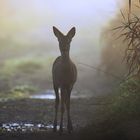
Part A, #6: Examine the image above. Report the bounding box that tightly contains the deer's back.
[52,56,77,87]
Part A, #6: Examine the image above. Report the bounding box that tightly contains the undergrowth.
[79,77,140,140]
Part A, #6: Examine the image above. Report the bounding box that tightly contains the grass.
[0,56,54,93]
[2,57,51,74]
[79,77,140,140]
[109,77,140,118]
[0,85,38,101]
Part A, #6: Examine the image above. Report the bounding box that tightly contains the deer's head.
[53,26,76,58]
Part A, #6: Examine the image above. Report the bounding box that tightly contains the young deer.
[52,26,77,133]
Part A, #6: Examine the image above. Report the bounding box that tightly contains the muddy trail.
[0,96,106,140]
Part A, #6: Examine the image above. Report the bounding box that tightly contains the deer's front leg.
[59,88,65,134]
[53,87,59,132]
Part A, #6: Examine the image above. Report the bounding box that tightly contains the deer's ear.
[67,27,76,39]
[53,26,63,38]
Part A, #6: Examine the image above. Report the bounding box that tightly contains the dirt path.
[0,131,79,140]
[0,97,104,140]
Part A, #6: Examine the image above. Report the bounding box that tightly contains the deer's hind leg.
[66,86,73,133]
[53,85,59,132]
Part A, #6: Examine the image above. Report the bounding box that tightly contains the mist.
[0,0,124,96]
[100,0,140,83]
[1,1,140,139]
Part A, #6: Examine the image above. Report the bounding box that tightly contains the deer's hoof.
[67,124,73,134]
[53,128,57,132]
[53,125,57,132]
[59,127,63,135]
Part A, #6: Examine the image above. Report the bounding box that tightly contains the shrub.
[79,77,140,140]
[17,60,43,74]
[109,77,140,119]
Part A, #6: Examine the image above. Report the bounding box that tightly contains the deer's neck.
[61,52,71,64]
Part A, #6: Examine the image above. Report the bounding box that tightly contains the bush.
[0,57,53,90]
[0,76,11,92]
[11,85,37,94]
[0,85,37,100]
[110,77,140,119]
[17,60,43,73]
[79,77,140,140]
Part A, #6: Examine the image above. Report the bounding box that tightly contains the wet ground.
[30,89,93,99]
[0,91,140,140]
[1,122,53,132]
[0,91,106,140]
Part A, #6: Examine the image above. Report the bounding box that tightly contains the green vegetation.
[110,77,140,118]
[0,57,54,99]
[80,77,140,140]
[0,85,37,100]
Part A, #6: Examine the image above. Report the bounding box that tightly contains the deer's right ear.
[53,26,63,38]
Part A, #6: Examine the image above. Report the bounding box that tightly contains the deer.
[52,26,77,134]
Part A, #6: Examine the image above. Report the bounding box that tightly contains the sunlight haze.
[0,0,119,45]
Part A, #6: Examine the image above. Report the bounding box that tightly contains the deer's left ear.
[67,27,76,39]
[53,26,64,39]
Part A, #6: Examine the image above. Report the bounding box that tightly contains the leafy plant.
[11,85,37,94]
[17,60,43,73]
[79,77,140,140]
[109,77,140,120]
[113,3,140,77]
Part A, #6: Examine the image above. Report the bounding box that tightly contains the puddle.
[30,89,90,100]
[30,90,55,100]
[0,122,60,132]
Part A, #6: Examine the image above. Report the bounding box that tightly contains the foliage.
[0,85,38,100]
[17,60,43,73]
[109,77,140,118]
[0,57,54,93]
[11,85,37,94]
[113,12,140,77]
[79,77,140,140]
[0,76,11,92]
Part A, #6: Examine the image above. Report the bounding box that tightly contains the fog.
[100,0,140,81]
[0,0,126,96]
